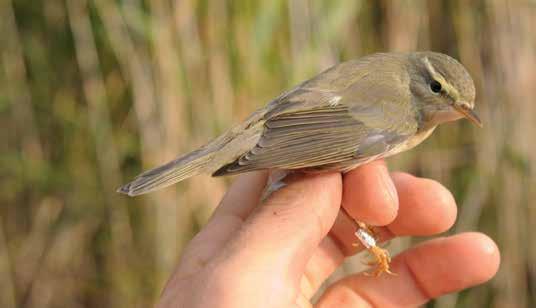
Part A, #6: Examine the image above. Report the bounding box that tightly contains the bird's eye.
[430,80,442,93]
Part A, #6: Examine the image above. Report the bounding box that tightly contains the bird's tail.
[118,110,266,196]
[117,147,216,196]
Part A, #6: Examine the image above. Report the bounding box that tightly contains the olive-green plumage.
[118,52,480,196]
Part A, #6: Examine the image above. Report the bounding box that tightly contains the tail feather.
[118,112,266,196]
[117,148,214,196]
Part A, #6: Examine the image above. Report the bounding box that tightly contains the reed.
[1,1,534,307]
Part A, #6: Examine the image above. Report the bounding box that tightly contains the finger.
[211,170,269,220]
[388,172,457,236]
[300,236,345,299]
[316,232,500,308]
[302,172,458,294]
[299,172,458,299]
[332,172,457,256]
[342,160,398,226]
[216,172,343,280]
[176,171,267,277]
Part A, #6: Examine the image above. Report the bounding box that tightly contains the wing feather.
[214,104,384,175]
[213,59,419,176]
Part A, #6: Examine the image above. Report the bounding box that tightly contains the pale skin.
[157,160,500,308]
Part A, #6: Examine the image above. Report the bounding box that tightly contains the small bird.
[118,51,481,275]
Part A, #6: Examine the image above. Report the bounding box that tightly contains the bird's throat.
[423,107,464,129]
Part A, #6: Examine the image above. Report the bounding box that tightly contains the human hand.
[157,160,500,308]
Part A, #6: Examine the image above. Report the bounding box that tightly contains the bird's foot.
[352,223,395,277]
[363,245,395,276]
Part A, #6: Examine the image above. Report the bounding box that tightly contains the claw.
[363,245,396,276]
[353,223,396,276]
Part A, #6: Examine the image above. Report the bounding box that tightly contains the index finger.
[342,160,399,226]
[317,232,500,307]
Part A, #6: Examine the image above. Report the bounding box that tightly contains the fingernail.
[381,166,398,207]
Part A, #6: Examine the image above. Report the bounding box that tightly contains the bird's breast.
[386,125,437,157]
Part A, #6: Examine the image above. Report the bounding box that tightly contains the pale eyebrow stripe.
[422,57,444,81]
[421,57,460,100]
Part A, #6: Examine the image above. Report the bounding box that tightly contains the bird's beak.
[453,103,483,127]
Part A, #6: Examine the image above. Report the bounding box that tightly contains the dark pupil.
[430,80,442,93]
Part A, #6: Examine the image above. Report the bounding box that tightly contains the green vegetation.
[1,0,534,307]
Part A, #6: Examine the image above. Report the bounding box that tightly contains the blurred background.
[1,0,535,307]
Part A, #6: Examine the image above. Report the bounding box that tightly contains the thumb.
[215,172,342,280]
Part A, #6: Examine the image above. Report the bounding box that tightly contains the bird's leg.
[261,170,290,202]
[352,221,395,276]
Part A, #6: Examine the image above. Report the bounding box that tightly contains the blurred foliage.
[1,0,535,307]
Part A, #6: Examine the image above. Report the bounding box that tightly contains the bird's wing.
[213,61,419,176]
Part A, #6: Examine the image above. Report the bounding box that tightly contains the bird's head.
[409,52,481,128]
